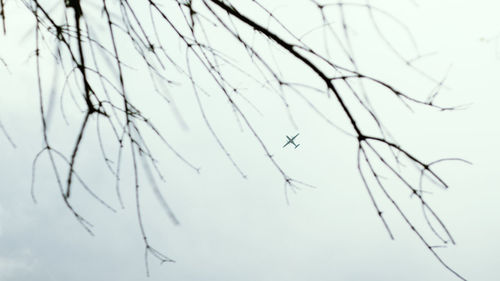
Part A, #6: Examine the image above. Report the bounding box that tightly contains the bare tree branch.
[1,0,469,279]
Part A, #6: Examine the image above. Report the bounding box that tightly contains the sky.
[1,0,500,280]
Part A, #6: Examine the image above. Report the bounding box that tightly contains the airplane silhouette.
[283,133,300,149]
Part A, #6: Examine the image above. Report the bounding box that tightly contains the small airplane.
[283,133,300,149]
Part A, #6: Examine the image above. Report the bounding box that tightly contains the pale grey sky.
[1,0,500,280]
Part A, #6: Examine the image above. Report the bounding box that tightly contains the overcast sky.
[1,0,500,280]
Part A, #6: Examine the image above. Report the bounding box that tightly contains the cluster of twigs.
[7,0,468,279]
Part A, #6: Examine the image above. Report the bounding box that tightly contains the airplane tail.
[294,144,300,149]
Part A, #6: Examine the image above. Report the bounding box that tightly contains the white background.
[1,0,499,280]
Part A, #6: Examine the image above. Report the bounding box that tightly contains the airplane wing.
[292,133,299,139]
[283,140,291,147]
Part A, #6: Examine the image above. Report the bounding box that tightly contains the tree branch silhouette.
[3,0,470,279]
